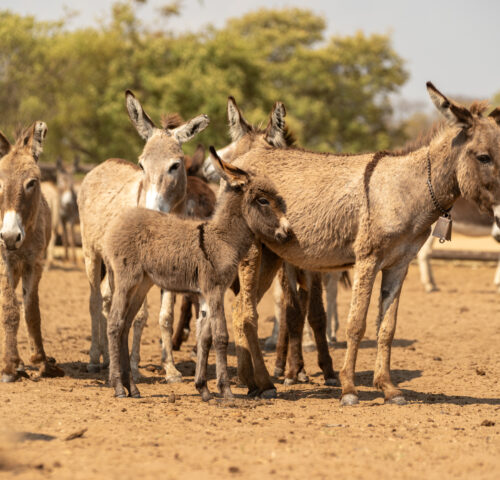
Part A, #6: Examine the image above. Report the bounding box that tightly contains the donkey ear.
[426,82,473,129]
[0,131,11,158]
[227,96,252,141]
[172,114,210,145]
[488,107,500,126]
[209,146,248,188]
[125,90,156,141]
[265,101,288,147]
[21,121,47,161]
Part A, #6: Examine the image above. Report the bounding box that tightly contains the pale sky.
[2,0,500,110]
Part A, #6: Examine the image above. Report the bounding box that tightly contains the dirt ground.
[0,238,499,480]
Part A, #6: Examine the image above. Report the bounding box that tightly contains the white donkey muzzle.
[0,210,25,250]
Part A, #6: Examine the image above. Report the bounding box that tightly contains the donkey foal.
[102,149,290,399]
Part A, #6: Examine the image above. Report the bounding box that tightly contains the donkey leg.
[172,295,192,350]
[274,270,288,377]
[61,220,69,262]
[417,234,438,293]
[44,225,56,271]
[84,252,104,372]
[194,299,213,402]
[0,267,22,381]
[339,260,378,405]
[373,263,409,404]
[158,290,182,383]
[130,300,148,382]
[208,291,233,399]
[307,272,337,386]
[323,272,340,344]
[494,257,500,292]
[69,221,77,264]
[100,275,112,369]
[264,278,282,351]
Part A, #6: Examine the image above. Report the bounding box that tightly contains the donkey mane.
[249,122,297,148]
[161,113,184,130]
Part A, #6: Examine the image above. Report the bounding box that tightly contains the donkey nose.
[275,217,291,243]
[0,230,23,250]
[0,211,25,250]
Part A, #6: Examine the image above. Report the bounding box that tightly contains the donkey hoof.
[201,390,212,402]
[166,374,183,384]
[340,394,359,406]
[425,284,439,293]
[1,373,18,383]
[386,395,407,405]
[41,363,65,378]
[87,363,101,373]
[273,367,284,377]
[303,344,316,353]
[324,377,338,387]
[129,391,141,399]
[260,389,277,399]
[297,371,309,383]
[247,388,260,398]
[283,377,296,386]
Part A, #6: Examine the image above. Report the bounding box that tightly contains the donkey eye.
[477,154,492,164]
[26,179,37,190]
[169,162,180,173]
[257,197,270,206]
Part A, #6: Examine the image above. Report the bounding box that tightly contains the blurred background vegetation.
[0,0,497,165]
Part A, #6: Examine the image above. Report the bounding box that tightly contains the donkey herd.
[0,82,499,406]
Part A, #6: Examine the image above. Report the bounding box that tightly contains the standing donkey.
[230,82,500,405]
[102,149,290,399]
[78,91,209,380]
[0,122,64,381]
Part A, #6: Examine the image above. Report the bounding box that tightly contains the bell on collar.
[432,215,452,243]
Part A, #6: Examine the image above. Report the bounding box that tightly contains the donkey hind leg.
[69,220,77,264]
[339,259,378,406]
[22,261,64,378]
[194,298,213,401]
[373,263,409,404]
[130,300,148,382]
[208,290,233,399]
[172,295,193,351]
[44,224,57,271]
[100,275,113,369]
[0,266,22,382]
[85,251,105,372]
[323,272,340,344]
[306,272,337,386]
[494,256,500,293]
[274,267,288,377]
[61,220,69,261]
[417,233,438,293]
[108,281,151,398]
[264,278,282,351]
[159,290,182,383]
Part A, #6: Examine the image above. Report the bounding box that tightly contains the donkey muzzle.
[0,211,25,250]
[275,217,291,243]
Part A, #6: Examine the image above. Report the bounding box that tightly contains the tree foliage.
[0,1,408,164]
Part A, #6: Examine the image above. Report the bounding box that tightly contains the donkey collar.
[426,150,452,219]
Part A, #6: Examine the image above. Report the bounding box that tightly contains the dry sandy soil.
[0,240,499,480]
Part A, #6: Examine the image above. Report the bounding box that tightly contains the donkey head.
[126,90,209,213]
[202,97,293,183]
[0,122,47,250]
[209,146,290,243]
[427,82,500,222]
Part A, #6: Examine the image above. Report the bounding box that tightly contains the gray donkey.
[101,149,290,399]
[230,82,500,405]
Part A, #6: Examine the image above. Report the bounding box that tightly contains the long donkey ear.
[227,96,252,141]
[488,107,500,126]
[209,146,248,188]
[426,82,473,128]
[125,90,156,141]
[0,131,11,158]
[172,114,210,145]
[21,121,47,161]
[265,101,288,147]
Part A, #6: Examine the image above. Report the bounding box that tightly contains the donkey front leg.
[22,262,64,378]
[373,263,409,404]
[130,300,148,382]
[158,290,182,383]
[323,272,340,343]
[417,234,438,293]
[194,299,213,401]
[339,259,378,405]
[0,266,22,382]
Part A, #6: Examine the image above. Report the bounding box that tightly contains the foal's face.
[0,148,41,250]
[139,131,187,213]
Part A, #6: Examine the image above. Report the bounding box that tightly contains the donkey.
[78,90,209,379]
[418,197,500,292]
[102,150,290,399]
[230,82,500,405]
[0,122,64,381]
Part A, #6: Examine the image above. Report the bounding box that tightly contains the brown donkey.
[231,82,500,405]
[78,91,209,379]
[0,122,64,381]
[102,150,290,399]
